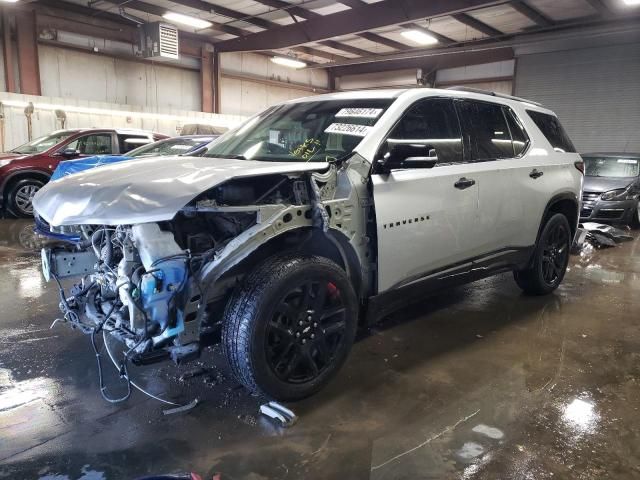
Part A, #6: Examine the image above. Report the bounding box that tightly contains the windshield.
[204,99,395,162]
[11,131,76,154]
[583,156,640,178]
[128,137,214,158]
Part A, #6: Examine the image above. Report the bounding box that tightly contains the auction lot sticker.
[335,108,383,119]
[325,123,372,137]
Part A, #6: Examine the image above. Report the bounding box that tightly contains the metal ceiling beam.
[214,0,500,52]
[509,1,553,27]
[356,31,411,51]
[231,0,374,57]
[450,12,504,37]
[252,0,402,55]
[96,0,349,61]
[401,22,456,45]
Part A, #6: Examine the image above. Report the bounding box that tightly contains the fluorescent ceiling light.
[271,56,307,69]
[0,0,20,3]
[401,29,439,46]
[622,0,640,4]
[163,12,212,29]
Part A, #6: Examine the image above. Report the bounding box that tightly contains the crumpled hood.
[583,175,636,193]
[33,156,329,226]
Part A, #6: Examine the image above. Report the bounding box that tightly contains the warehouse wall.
[0,91,245,151]
[38,45,202,112]
[515,43,640,153]
[219,52,329,116]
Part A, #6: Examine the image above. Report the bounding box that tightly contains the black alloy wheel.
[266,280,347,384]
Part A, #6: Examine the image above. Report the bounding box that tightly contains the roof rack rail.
[445,86,543,107]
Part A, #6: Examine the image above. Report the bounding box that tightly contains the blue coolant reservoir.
[132,224,188,343]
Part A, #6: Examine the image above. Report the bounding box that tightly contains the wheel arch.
[538,192,579,242]
[2,169,51,199]
[218,226,364,299]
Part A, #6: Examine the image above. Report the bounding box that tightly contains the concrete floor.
[0,218,639,480]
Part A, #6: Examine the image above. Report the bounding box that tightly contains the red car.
[0,128,167,217]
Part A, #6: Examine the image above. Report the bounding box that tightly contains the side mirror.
[59,148,80,159]
[380,142,438,171]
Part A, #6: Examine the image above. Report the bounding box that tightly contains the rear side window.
[118,134,151,153]
[503,108,529,156]
[526,110,576,153]
[387,98,463,164]
[66,134,113,155]
[456,100,513,161]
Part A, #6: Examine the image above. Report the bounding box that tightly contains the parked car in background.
[0,128,167,217]
[580,153,640,226]
[34,88,582,401]
[51,135,218,181]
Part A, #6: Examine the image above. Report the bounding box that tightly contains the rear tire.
[514,213,571,295]
[6,178,45,218]
[222,253,358,401]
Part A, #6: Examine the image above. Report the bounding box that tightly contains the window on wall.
[526,110,576,153]
[456,100,513,161]
[66,134,113,155]
[503,108,530,156]
[387,98,463,164]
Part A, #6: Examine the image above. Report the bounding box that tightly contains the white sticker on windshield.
[618,159,638,164]
[325,123,371,137]
[335,108,383,119]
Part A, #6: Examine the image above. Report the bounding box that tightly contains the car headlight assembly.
[600,187,638,201]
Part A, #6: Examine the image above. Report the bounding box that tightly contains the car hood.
[0,152,30,162]
[583,176,636,193]
[33,156,329,226]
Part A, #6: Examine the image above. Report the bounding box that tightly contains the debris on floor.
[573,222,634,251]
[260,401,298,428]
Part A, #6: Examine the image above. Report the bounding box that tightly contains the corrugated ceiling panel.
[467,5,537,33]
[527,0,597,21]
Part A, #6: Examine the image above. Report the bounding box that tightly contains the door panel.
[372,165,478,292]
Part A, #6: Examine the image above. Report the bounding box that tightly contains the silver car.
[33,88,582,401]
[580,153,640,226]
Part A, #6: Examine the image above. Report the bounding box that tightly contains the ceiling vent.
[141,22,179,61]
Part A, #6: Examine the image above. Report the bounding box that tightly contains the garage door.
[514,43,640,153]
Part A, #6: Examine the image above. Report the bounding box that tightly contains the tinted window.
[456,100,512,161]
[118,135,151,153]
[503,108,529,156]
[66,134,113,155]
[526,110,576,153]
[387,98,463,164]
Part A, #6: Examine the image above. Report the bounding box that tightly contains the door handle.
[529,169,544,179]
[454,177,476,190]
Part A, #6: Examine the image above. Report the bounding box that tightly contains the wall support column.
[2,10,16,93]
[200,47,214,113]
[15,10,41,95]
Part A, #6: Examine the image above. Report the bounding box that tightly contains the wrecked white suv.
[33,88,583,401]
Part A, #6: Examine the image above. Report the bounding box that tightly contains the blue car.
[51,135,217,181]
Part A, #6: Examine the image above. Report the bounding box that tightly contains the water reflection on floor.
[0,219,639,479]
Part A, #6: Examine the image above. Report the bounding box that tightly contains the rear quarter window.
[526,110,576,153]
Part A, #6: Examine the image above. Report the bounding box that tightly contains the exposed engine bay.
[38,160,373,403]
[42,174,305,362]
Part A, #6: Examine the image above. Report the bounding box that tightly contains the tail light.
[574,160,584,174]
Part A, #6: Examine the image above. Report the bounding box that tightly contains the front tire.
[6,178,45,218]
[514,213,571,295]
[222,254,358,401]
